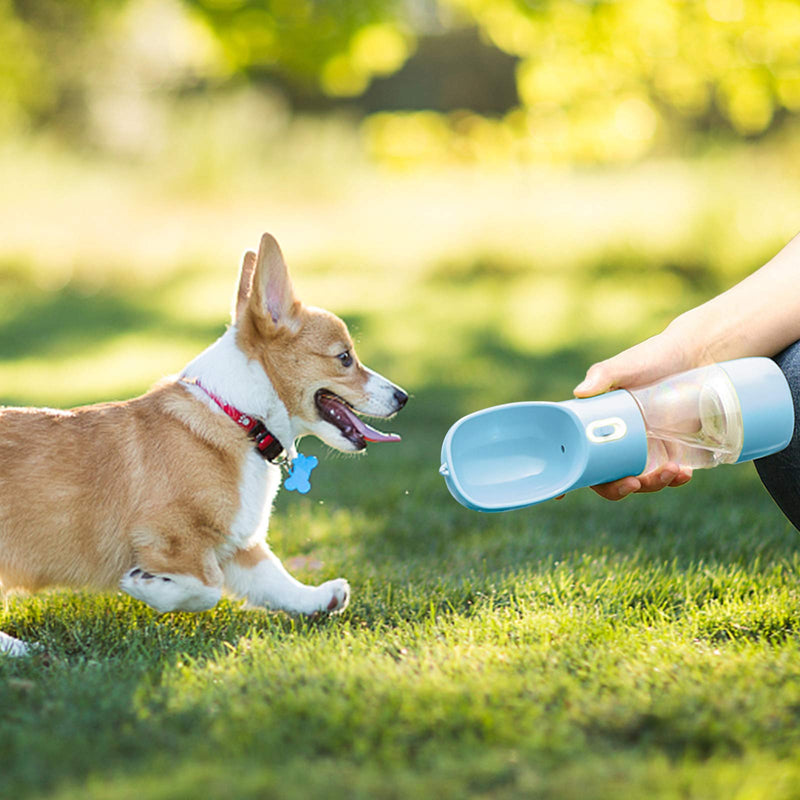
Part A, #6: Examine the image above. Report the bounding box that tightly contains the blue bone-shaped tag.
[284,453,318,494]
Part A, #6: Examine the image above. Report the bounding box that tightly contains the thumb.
[574,362,614,397]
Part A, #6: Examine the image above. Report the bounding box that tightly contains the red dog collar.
[183,378,286,463]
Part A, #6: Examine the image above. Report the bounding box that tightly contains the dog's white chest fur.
[222,450,281,558]
[181,325,290,562]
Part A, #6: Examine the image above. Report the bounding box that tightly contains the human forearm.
[669,232,800,363]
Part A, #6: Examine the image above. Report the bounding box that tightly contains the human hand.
[587,458,693,501]
[574,329,701,500]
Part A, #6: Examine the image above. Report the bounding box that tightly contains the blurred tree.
[359,27,519,115]
[2,0,800,162]
[184,0,414,98]
[183,0,800,161]
[1,0,128,134]
[443,0,800,158]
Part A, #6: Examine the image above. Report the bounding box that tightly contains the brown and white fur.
[0,233,407,657]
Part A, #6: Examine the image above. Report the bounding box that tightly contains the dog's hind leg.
[120,533,224,614]
[222,542,350,615]
[0,630,30,657]
[121,568,222,614]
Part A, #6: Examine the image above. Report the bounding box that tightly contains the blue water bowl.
[440,390,648,512]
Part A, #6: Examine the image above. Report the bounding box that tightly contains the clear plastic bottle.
[628,364,744,472]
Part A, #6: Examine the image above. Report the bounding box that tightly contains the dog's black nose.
[394,389,409,409]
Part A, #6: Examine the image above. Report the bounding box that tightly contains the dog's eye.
[338,351,353,368]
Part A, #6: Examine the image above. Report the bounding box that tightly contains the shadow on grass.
[0,266,222,363]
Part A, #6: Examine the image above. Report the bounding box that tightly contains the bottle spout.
[439,400,597,511]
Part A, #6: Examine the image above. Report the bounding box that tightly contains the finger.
[635,472,678,492]
[573,350,646,397]
[590,476,642,500]
[633,465,692,493]
[667,468,693,488]
[574,363,614,398]
[574,335,688,399]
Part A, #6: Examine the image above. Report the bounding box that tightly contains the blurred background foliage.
[3,0,800,164]
[0,0,799,412]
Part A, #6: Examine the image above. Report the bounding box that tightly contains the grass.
[2,125,800,798]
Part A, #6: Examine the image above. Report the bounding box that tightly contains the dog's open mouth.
[315,390,401,449]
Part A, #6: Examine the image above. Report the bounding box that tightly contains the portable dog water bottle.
[439,357,795,512]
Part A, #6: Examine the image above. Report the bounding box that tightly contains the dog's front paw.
[314,578,350,615]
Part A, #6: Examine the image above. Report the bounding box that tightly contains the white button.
[586,417,627,443]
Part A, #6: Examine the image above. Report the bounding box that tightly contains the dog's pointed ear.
[251,233,300,328]
[232,250,257,324]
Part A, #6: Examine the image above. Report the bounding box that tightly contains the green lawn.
[2,135,800,798]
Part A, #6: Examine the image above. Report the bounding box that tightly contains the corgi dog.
[0,233,407,657]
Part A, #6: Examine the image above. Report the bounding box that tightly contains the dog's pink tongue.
[359,421,402,443]
[341,403,401,443]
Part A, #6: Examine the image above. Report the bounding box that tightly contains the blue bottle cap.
[718,358,795,463]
